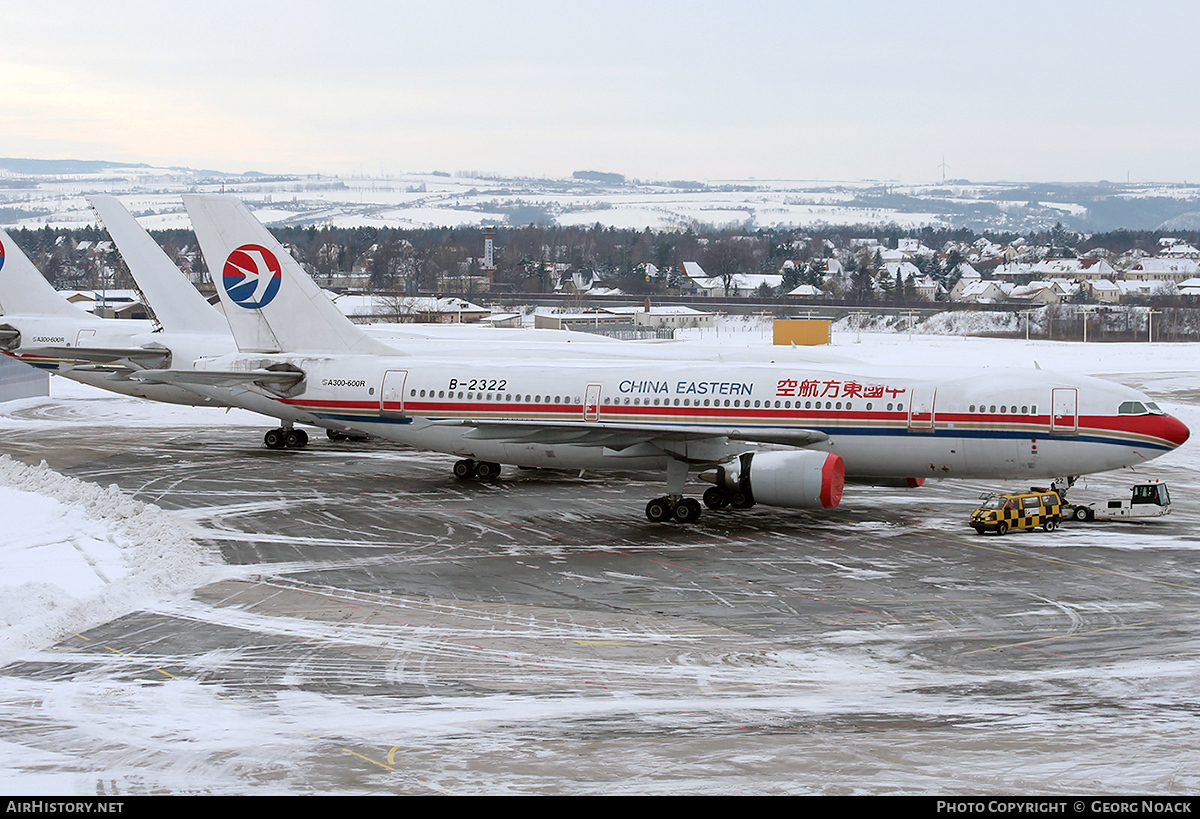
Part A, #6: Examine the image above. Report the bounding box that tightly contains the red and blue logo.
[0,237,6,274]
[222,244,281,309]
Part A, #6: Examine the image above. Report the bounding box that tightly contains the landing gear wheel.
[645,497,674,523]
[1043,519,1058,532]
[264,428,285,449]
[453,459,477,479]
[996,521,1009,536]
[284,429,307,449]
[729,491,754,509]
[476,461,502,480]
[673,497,702,523]
[703,487,728,510]
[327,429,344,441]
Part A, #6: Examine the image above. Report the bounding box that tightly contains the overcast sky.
[3,1,1197,184]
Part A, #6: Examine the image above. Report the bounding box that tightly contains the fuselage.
[189,352,1190,480]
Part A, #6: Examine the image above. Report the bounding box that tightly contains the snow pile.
[916,310,1023,336]
[0,455,218,663]
[833,310,1022,336]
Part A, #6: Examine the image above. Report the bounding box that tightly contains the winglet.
[89,195,229,335]
[0,228,93,317]
[182,195,397,356]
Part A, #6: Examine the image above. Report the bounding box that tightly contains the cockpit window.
[1119,400,1167,415]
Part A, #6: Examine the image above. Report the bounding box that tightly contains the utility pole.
[1076,306,1098,343]
[848,309,869,343]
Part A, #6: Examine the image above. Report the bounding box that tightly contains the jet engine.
[702,450,845,509]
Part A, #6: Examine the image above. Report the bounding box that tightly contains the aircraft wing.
[431,418,828,452]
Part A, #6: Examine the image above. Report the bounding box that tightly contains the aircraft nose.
[1160,414,1190,448]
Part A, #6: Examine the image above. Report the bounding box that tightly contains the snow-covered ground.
[8,168,1200,233]
[1,323,1197,794]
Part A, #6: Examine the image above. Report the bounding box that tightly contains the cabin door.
[1051,388,1078,435]
[381,369,409,415]
[907,388,937,431]
[584,384,602,422]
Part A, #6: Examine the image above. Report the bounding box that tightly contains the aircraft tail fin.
[89,195,229,336]
[182,195,396,355]
[0,228,93,318]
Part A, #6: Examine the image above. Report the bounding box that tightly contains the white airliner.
[128,194,1189,523]
[3,197,731,448]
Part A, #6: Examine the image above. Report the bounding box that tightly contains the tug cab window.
[1132,484,1170,506]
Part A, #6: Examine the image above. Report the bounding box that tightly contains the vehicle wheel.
[453,459,477,479]
[673,497,702,523]
[730,491,754,509]
[973,526,985,535]
[996,521,1009,536]
[703,487,728,510]
[476,461,502,480]
[264,428,285,449]
[646,497,674,522]
[1043,519,1057,532]
[1073,506,1089,521]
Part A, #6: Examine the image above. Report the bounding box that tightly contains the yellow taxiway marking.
[341,748,394,771]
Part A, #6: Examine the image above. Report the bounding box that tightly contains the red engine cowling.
[712,450,845,509]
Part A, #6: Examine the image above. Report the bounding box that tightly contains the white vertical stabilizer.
[0,229,95,318]
[89,195,230,336]
[182,195,397,356]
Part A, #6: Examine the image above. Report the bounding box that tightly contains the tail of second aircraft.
[0,228,94,318]
[89,195,230,336]
[182,195,396,356]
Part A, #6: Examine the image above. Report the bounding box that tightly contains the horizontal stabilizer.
[133,367,304,390]
[22,345,172,369]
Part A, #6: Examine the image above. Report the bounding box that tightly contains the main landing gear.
[701,486,755,511]
[645,495,703,523]
[454,458,503,481]
[264,427,309,449]
[644,458,750,524]
[645,487,755,523]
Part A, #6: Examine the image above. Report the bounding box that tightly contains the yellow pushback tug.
[970,489,1063,535]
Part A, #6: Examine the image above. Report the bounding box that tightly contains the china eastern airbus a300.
[124,194,1191,524]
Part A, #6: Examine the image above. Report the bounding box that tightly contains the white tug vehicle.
[1062,478,1173,522]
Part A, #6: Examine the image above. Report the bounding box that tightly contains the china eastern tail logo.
[0,237,6,274]
[223,244,282,309]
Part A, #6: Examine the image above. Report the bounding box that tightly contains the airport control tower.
[482,226,496,285]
